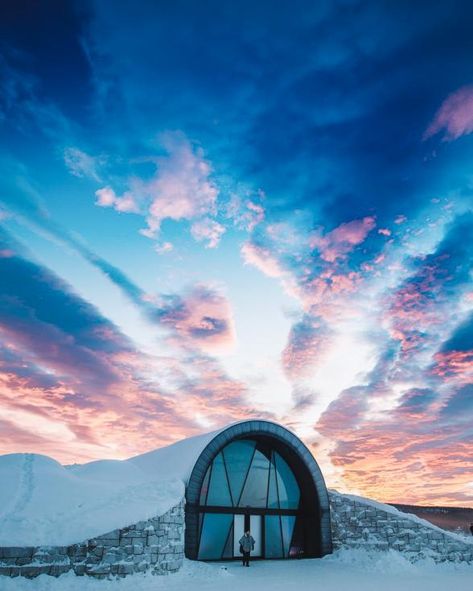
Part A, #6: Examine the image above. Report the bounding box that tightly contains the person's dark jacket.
[239,534,255,553]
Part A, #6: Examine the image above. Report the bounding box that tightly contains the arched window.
[197,438,305,560]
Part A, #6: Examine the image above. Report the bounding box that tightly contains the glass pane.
[198,513,233,560]
[280,515,296,557]
[239,449,270,507]
[200,465,211,505]
[222,440,255,504]
[275,453,300,509]
[288,516,305,558]
[222,523,234,559]
[267,453,279,508]
[233,514,245,556]
[265,515,283,558]
[207,453,232,506]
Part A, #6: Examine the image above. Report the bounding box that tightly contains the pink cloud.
[316,387,473,506]
[154,241,174,255]
[0,249,14,258]
[225,195,265,232]
[299,270,361,312]
[95,187,139,213]
[191,218,226,248]
[311,216,376,262]
[115,193,140,213]
[245,201,265,231]
[282,318,330,380]
[0,374,190,463]
[94,132,221,243]
[174,355,273,427]
[95,186,117,207]
[158,285,237,352]
[241,241,285,278]
[140,133,219,237]
[431,350,473,384]
[424,85,473,141]
[0,248,262,464]
[0,339,264,463]
[0,319,120,391]
[316,387,367,435]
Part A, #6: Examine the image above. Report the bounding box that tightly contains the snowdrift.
[0,429,219,546]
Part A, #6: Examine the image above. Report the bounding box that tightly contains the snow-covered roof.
[2,418,327,547]
[0,427,222,547]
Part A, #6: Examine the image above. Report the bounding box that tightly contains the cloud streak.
[424,85,473,141]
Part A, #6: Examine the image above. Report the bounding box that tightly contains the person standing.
[469,522,473,536]
[239,530,255,567]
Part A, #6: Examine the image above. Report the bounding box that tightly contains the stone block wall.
[0,499,185,579]
[329,491,473,563]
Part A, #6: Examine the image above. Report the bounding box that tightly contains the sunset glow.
[0,1,472,507]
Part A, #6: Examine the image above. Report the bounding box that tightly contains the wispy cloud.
[424,85,473,141]
[241,240,286,278]
[63,147,104,182]
[94,131,222,244]
[0,229,131,389]
[0,231,258,462]
[310,216,376,263]
[190,217,226,248]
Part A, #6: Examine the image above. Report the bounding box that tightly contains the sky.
[0,0,472,507]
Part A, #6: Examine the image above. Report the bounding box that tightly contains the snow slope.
[0,428,219,546]
[1,551,472,591]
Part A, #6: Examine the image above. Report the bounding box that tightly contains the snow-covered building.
[0,419,472,579]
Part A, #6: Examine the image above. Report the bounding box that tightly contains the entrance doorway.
[233,514,262,557]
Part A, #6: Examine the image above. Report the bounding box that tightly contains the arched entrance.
[185,420,332,560]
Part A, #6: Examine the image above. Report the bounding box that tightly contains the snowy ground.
[2,550,472,591]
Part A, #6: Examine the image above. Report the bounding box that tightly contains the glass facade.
[197,438,304,560]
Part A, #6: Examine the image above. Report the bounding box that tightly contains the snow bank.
[1,554,472,591]
[0,428,219,547]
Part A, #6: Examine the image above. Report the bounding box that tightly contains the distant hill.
[391,503,473,536]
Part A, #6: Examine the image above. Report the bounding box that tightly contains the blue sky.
[0,0,472,505]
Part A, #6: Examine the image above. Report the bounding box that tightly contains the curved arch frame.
[185,420,332,559]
